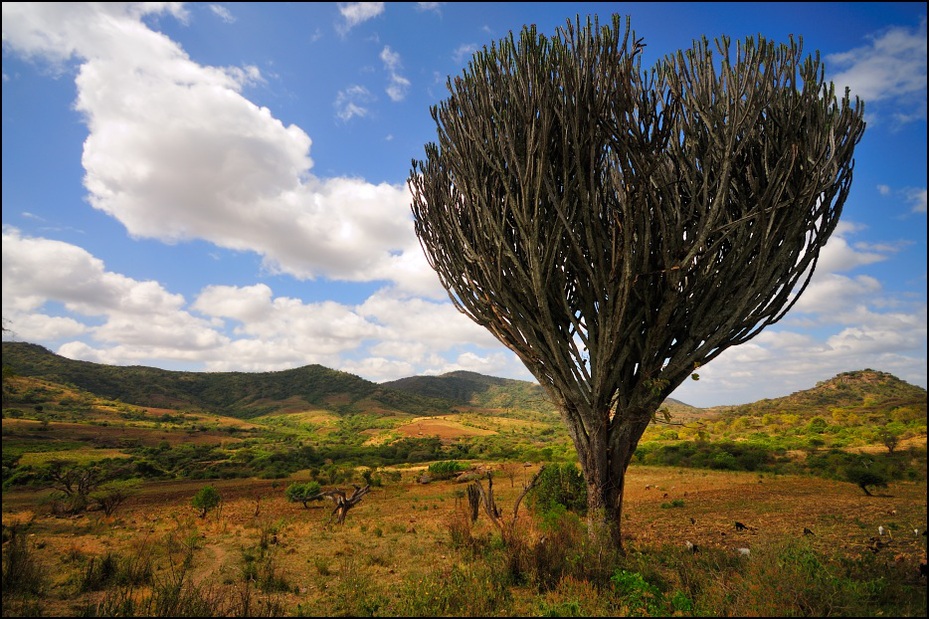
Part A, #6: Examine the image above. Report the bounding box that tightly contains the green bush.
[285,481,322,508]
[191,485,221,518]
[610,569,665,617]
[427,460,469,480]
[527,462,587,515]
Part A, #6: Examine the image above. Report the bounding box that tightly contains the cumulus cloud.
[791,273,883,315]
[2,3,437,299]
[1,3,190,65]
[1,227,227,354]
[1,227,518,378]
[814,235,888,274]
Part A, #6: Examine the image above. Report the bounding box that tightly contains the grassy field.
[2,359,927,616]
[3,463,926,617]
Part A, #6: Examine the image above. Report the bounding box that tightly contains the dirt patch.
[395,416,497,440]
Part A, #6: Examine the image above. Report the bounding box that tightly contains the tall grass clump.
[1,525,47,616]
[686,537,924,616]
[392,561,513,616]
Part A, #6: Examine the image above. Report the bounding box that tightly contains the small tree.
[285,481,323,508]
[877,426,901,454]
[44,460,105,513]
[409,14,865,549]
[192,485,221,518]
[845,465,889,496]
[527,463,587,515]
[90,478,141,516]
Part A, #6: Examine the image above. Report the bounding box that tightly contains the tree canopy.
[409,14,865,547]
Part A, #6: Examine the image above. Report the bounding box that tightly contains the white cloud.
[1,228,515,378]
[453,43,479,65]
[791,273,882,315]
[209,4,235,23]
[358,289,499,348]
[1,227,228,353]
[3,4,437,298]
[194,283,383,353]
[381,45,410,101]
[337,2,385,35]
[827,17,927,123]
[907,187,927,213]
[335,84,374,120]
[415,3,444,13]
[814,235,887,274]
[4,313,87,342]
[0,3,189,65]
[673,302,927,407]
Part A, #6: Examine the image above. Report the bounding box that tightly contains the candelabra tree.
[409,14,865,550]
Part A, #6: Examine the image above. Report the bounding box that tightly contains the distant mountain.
[711,368,927,421]
[383,370,556,412]
[0,341,454,419]
[3,341,924,424]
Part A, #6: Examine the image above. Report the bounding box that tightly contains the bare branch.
[468,466,546,543]
[321,485,371,525]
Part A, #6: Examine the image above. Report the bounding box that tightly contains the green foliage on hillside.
[714,369,926,419]
[2,341,926,494]
[384,370,558,414]
[1,342,456,418]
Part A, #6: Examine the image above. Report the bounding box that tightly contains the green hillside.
[1,341,456,419]
[712,369,926,418]
[2,340,926,492]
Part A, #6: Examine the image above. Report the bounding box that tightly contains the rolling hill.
[2,341,925,425]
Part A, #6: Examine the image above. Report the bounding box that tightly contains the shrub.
[1,525,46,597]
[284,481,322,508]
[610,569,665,617]
[527,463,587,515]
[191,485,221,518]
[427,460,469,480]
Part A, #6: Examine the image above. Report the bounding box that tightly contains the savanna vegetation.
[2,341,927,616]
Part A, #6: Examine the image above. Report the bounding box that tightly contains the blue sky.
[2,2,926,408]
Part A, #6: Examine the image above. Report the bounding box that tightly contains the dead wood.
[468,466,545,543]
[321,484,371,525]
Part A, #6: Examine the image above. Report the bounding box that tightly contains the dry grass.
[3,464,926,616]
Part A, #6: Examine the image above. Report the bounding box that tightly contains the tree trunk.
[570,405,653,552]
